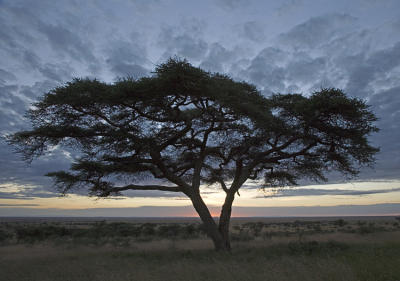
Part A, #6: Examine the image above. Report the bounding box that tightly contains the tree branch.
[192,121,215,189]
[110,184,182,193]
[150,150,191,190]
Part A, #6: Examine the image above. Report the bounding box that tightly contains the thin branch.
[219,179,228,193]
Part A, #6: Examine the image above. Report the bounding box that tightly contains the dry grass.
[1,217,399,281]
[1,240,399,281]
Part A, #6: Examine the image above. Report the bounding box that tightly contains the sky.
[0,0,400,217]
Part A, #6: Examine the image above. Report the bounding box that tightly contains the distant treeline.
[0,218,399,245]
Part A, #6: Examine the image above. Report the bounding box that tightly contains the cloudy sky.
[1,0,400,217]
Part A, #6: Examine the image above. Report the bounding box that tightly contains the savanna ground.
[0,216,399,281]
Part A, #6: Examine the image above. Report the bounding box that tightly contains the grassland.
[0,216,399,281]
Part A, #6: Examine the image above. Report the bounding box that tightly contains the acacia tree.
[9,59,378,251]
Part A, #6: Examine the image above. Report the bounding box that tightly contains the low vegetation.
[2,217,399,246]
[0,217,399,280]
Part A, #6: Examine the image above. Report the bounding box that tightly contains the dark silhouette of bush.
[0,229,12,243]
[16,225,71,242]
[288,241,348,255]
[333,219,347,227]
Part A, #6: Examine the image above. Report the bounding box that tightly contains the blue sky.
[0,0,399,216]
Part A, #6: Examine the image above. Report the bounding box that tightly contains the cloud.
[243,52,286,93]
[278,13,358,50]
[0,0,399,200]
[228,14,400,183]
[158,19,208,61]
[286,53,327,85]
[364,86,400,180]
[276,0,304,16]
[0,203,399,217]
[0,203,39,207]
[237,21,266,42]
[0,69,17,84]
[36,22,97,64]
[339,42,400,98]
[258,187,400,198]
[21,50,75,82]
[199,43,235,73]
[110,63,148,79]
[232,203,400,217]
[120,190,186,199]
[215,0,251,10]
[0,190,56,200]
[105,37,150,78]
[0,179,188,200]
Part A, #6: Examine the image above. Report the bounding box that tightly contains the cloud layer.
[0,203,399,217]
[1,0,400,202]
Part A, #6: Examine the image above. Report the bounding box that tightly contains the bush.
[140,223,156,236]
[313,224,322,232]
[157,224,182,238]
[288,241,348,255]
[16,225,71,242]
[0,229,12,242]
[231,230,253,241]
[333,219,347,227]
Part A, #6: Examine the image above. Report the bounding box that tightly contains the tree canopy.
[9,58,379,250]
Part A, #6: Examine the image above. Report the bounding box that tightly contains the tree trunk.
[188,191,230,251]
[218,191,235,251]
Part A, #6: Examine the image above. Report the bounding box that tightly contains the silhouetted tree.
[8,59,379,251]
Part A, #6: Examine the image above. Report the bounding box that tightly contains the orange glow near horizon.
[1,180,400,217]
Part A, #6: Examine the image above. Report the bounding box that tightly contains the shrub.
[16,225,71,242]
[231,230,254,241]
[0,229,12,242]
[333,219,347,227]
[288,241,348,255]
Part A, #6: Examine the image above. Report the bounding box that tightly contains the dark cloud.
[0,203,399,217]
[286,54,327,85]
[110,63,148,79]
[278,13,358,50]
[0,85,28,134]
[36,22,97,64]
[243,55,286,93]
[106,39,149,78]
[2,1,97,64]
[0,189,57,200]
[158,19,208,61]
[0,140,72,192]
[258,187,400,198]
[226,14,400,183]
[0,81,59,139]
[120,190,186,199]
[231,203,400,217]
[364,86,400,179]
[21,50,74,82]
[0,187,186,200]
[348,42,400,97]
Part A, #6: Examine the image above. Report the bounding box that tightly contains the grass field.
[0,217,399,281]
